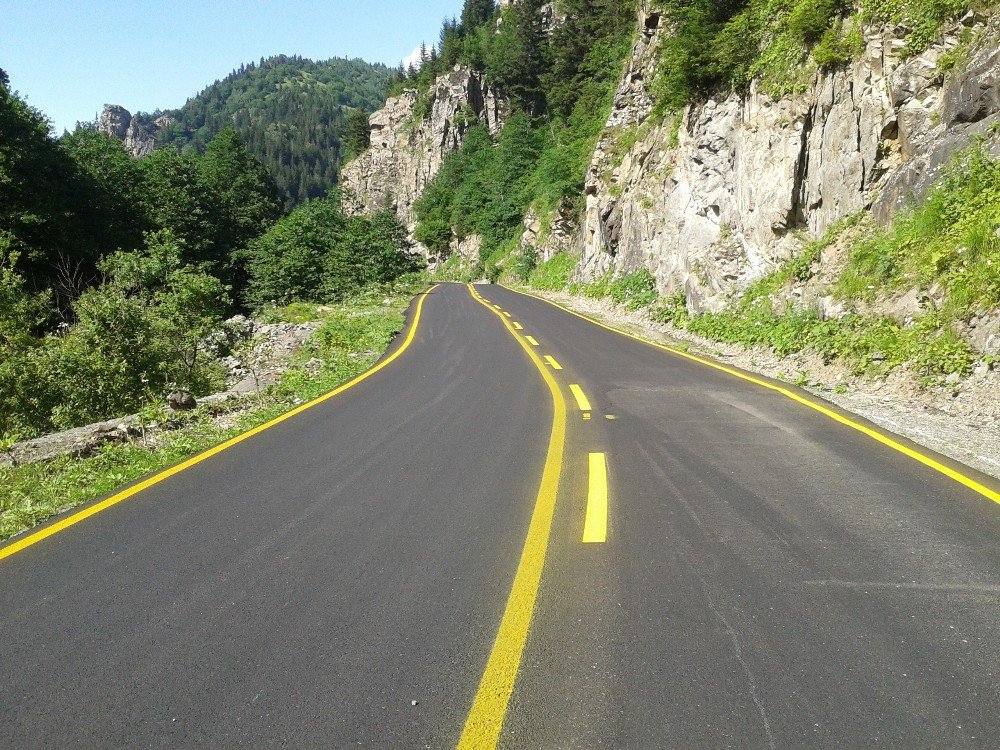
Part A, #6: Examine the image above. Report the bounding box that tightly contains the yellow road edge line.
[583,453,608,544]
[459,283,567,749]
[0,286,441,562]
[569,384,592,412]
[544,355,563,370]
[513,322,524,330]
[525,336,539,347]
[503,285,1000,506]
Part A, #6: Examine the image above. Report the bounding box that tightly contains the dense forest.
[1,75,417,441]
[146,55,392,204]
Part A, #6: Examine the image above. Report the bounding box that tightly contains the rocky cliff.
[96,105,174,157]
[570,2,1000,312]
[341,67,505,256]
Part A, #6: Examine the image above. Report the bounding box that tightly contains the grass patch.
[528,252,577,290]
[571,269,659,310]
[0,274,429,541]
[836,145,1000,318]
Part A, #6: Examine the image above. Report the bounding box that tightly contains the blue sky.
[3,0,464,134]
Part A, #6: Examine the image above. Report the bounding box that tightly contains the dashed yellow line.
[461,284,566,749]
[504,286,1000,507]
[544,356,563,370]
[569,384,592,412]
[513,322,524,330]
[0,285,442,562]
[503,312,512,318]
[525,336,539,347]
[583,453,608,543]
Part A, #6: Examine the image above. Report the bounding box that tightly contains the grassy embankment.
[0,275,428,541]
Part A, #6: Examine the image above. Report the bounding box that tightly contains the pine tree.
[460,0,496,35]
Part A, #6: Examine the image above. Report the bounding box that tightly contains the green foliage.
[343,108,372,160]
[650,292,691,326]
[412,0,635,260]
[0,86,149,295]
[244,198,418,307]
[0,233,230,438]
[576,269,660,310]
[0,277,426,540]
[528,252,576,290]
[837,145,1000,318]
[154,55,391,204]
[860,0,974,54]
[651,0,977,110]
[511,248,538,282]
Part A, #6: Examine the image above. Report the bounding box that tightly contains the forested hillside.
[147,55,391,204]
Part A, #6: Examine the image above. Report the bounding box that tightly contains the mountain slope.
[147,55,391,204]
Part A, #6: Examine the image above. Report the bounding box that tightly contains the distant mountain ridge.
[98,55,392,204]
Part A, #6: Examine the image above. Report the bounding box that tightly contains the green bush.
[0,233,230,438]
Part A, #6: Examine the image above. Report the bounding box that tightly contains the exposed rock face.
[341,67,505,251]
[96,104,174,157]
[577,3,1000,312]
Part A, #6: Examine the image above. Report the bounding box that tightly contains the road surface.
[2,282,998,749]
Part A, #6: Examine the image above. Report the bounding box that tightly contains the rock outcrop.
[575,3,1000,312]
[96,104,174,157]
[341,67,505,252]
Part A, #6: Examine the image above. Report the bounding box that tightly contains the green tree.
[343,108,372,159]
[460,0,496,33]
[245,198,416,307]
[486,0,550,114]
[198,128,283,294]
[139,147,226,269]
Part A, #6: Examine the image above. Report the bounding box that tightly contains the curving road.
[1,282,998,749]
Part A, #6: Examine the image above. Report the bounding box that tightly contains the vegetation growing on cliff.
[529,146,999,383]
[651,0,985,108]
[411,0,637,268]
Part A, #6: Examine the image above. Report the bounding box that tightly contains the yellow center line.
[0,285,441,562]
[503,285,1000,507]
[544,355,563,370]
[503,312,512,318]
[493,304,502,311]
[460,284,566,750]
[583,453,608,543]
[568,384,592,412]
[513,322,524,330]
[525,336,539,347]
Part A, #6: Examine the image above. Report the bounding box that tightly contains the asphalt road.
[1,282,998,749]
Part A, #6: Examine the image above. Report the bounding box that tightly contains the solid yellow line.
[525,336,539,347]
[503,285,1000,506]
[459,284,566,750]
[0,286,441,562]
[544,356,563,370]
[583,453,608,543]
[513,322,524,330]
[569,384,592,412]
